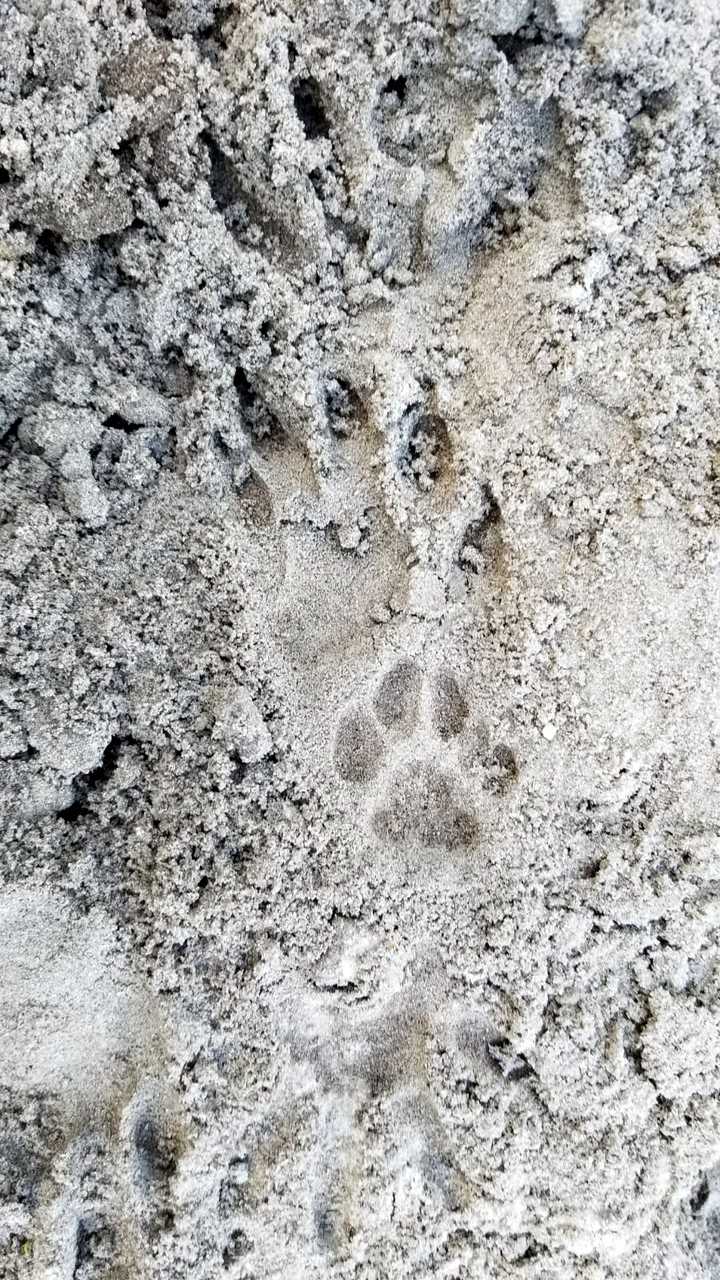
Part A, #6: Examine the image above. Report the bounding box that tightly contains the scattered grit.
[1,1,720,1277]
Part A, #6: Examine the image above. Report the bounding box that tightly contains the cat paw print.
[333,659,481,856]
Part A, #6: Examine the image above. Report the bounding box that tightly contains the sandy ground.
[2,1,720,1276]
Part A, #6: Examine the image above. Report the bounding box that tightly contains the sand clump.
[2,0,720,1277]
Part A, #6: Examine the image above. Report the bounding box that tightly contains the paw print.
[333,659,480,855]
[252,953,474,1261]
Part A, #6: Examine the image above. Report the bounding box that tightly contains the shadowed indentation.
[292,77,330,139]
[58,736,133,823]
[373,658,422,735]
[431,670,468,741]
[334,706,385,783]
[372,762,478,852]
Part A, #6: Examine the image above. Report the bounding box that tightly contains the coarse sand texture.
[2,0,720,1277]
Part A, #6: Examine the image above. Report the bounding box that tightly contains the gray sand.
[2,0,720,1276]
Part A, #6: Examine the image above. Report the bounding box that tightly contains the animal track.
[372,657,422,734]
[430,669,469,741]
[372,760,478,853]
[333,706,385,783]
[334,660,481,855]
[401,408,455,504]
